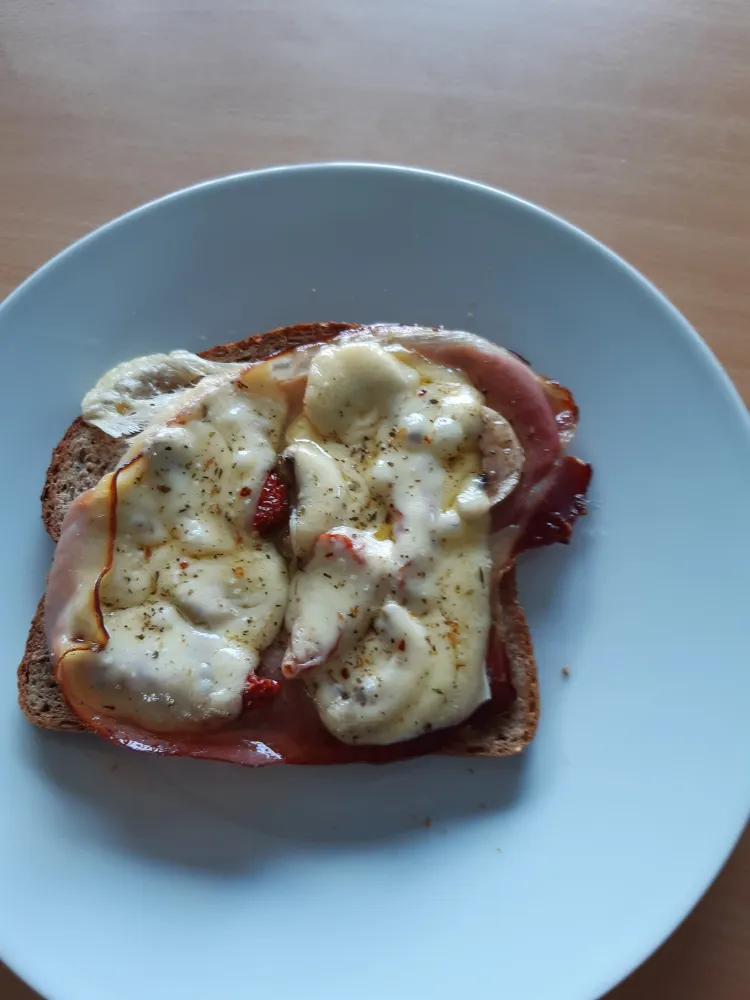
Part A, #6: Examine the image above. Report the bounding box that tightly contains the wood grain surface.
[1,1,748,997]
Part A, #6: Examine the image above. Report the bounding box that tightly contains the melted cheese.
[82,351,248,437]
[51,334,523,746]
[283,342,494,745]
[50,370,289,732]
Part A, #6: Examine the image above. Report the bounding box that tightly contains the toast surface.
[19,322,540,758]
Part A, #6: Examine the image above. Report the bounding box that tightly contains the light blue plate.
[1,165,749,1000]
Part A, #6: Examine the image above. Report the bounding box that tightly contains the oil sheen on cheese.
[283,341,493,745]
[49,365,289,732]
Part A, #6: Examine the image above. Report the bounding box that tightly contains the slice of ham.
[51,326,591,766]
[57,640,466,765]
[356,326,589,562]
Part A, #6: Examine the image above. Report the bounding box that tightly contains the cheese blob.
[47,366,289,733]
[282,341,494,745]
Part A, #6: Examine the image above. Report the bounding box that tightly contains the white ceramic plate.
[1,165,749,1000]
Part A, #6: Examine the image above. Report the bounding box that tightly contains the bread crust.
[19,323,540,758]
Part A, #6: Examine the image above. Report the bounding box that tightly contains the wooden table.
[1,1,748,996]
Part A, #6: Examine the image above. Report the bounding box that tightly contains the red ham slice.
[374,328,590,556]
[50,327,591,765]
[59,633,518,766]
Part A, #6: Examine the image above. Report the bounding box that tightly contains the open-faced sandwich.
[18,323,591,765]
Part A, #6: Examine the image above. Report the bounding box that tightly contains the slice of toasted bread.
[18,323,540,758]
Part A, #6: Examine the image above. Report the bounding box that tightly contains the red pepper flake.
[142,546,152,561]
[445,620,459,647]
[341,667,350,679]
[251,472,289,535]
[179,560,189,570]
[242,674,281,710]
[239,486,253,497]
[320,531,365,564]
[233,566,244,579]
[397,639,406,652]
[417,387,428,396]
